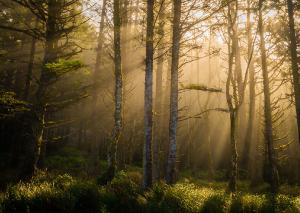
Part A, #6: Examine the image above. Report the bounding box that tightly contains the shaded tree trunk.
[21,0,59,179]
[287,0,300,144]
[242,0,256,172]
[143,0,154,189]
[91,0,107,173]
[258,0,279,193]
[166,0,181,185]
[107,0,123,181]
[24,18,38,100]
[153,0,165,182]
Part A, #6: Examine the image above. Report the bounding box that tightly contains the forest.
[0,0,300,212]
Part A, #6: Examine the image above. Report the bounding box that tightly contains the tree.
[143,0,154,189]
[23,18,38,100]
[166,0,182,185]
[91,0,108,172]
[258,0,279,193]
[242,0,256,173]
[107,0,123,182]
[153,0,166,182]
[0,0,86,179]
[286,0,300,144]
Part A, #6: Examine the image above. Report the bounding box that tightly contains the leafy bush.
[147,182,227,213]
[100,171,145,213]
[1,174,102,213]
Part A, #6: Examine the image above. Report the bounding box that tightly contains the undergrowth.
[0,171,299,213]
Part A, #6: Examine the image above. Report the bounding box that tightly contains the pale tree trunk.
[166,0,181,185]
[226,36,238,192]
[143,0,154,189]
[153,0,165,182]
[107,0,123,181]
[287,0,300,144]
[242,0,256,172]
[226,2,238,193]
[24,18,38,100]
[90,0,107,173]
[258,0,279,193]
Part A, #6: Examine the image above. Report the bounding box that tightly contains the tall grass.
[0,171,299,213]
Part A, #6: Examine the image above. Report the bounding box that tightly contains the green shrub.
[2,174,102,213]
[70,182,102,213]
[275,194,299,213]
[294,197,300,212]
[100,171,144,213]
[147,182,228,213]
[201,193,227,213]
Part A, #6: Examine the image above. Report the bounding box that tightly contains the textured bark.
[228,110,238,192]
[166,0,181,185]
[24,18,38,100]
[153,0,165,182]
[226,2,238,193]
[21,1,59,179]
[258,0,279,193]
[143,0,154,189]
[287,0,300,144]
[242,0,256,171]
[91,0,107,172]
[107,0,123,181]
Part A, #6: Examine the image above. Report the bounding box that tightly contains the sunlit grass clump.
[146,182,227,212]
[1,173,102,213]
[0,171,299,213]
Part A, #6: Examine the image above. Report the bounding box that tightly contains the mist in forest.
[0,0,300,212]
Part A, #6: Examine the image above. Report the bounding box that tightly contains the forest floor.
[0,147,299,213]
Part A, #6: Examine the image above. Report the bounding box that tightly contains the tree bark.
[21,0,59,179]
[24,18,38,101]
[226,2,238,193]
[287,0,300,144]
[153,0,165,182]
[107,0,123,181]
[143,0,154,189]
[258,0,279,193]
[166,0,181,185]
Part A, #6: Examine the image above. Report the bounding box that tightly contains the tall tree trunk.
[242,0,256,172]
[258,0,279,193]
[21,0,59,179]
[24,18,38,100]
[153,0,165,182]
[227,2,238,192]
[143,0,154,189]
[91,0,107,173]
[287,0,300,144]
[166,0,181,184]
[162,2,173,178]
[107,0,123,181]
